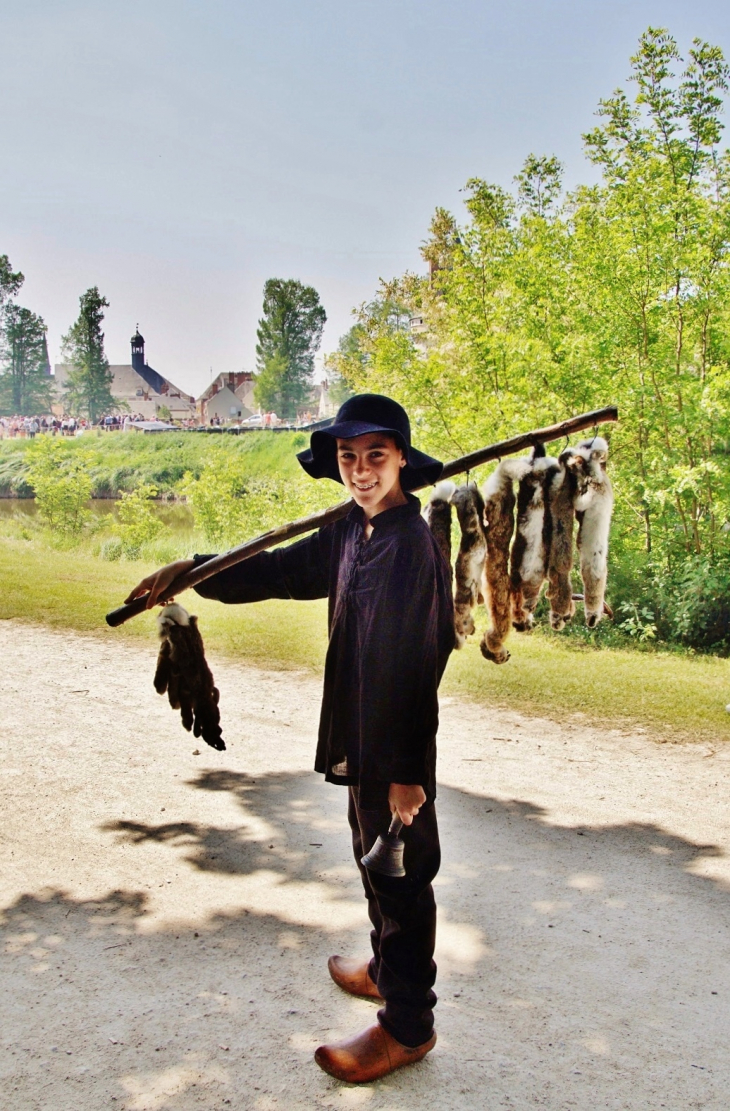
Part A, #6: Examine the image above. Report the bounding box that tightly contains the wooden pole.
[106,404,618,627]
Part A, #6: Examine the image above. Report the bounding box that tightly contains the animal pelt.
[479,459,530,664]
[546,447,581,630]
[573,437,613,628]
[510,444,559,632]
[450,482,487,648]
[153,603,225,750]
[422,479,456,579]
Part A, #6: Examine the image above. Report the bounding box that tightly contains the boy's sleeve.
[192,526,332,604]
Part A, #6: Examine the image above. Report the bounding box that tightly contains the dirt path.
[2,619,730,1110]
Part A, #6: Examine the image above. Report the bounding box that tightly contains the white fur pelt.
[422,480,456,580]
[572,437,613,627]
[450,482,487,648]
[479,459,530,664]
[510,445,559,632]
[546,446,580,631]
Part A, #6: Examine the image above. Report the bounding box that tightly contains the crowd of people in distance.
[0,408,323,439]
[0,415,92,438]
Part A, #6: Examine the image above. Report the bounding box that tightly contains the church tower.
[131,327,145,374]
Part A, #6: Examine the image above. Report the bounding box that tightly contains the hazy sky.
[1,0,729,397]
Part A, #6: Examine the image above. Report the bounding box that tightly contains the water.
[0,498,195,534]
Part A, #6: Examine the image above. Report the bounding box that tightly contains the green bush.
[653,558,730,654]
[179,458,247,546]
[24,436,94,536]
[179,456,336,548]
[545,547,730,656]
[113,483,163,559]
[100,536,123,561]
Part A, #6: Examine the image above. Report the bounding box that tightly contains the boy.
[126,394,455,1082]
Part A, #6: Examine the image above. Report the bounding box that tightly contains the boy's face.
[336,432,407,517]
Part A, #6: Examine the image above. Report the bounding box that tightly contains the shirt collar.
[348,492,422,531]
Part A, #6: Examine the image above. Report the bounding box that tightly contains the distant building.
[197,372,257,423]
[409,314,429,351]
[52,329,197,420]
[314,379,337,419]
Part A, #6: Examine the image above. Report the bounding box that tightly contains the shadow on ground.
[3,771,730,1110]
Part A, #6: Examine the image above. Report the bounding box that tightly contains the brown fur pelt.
[479,460,529,664]
[510,445,559,632]
[450,482,487,648]
[546,447,581,631]
[573,437,613,628]
[422,479,455,580]
[153,603,225,750]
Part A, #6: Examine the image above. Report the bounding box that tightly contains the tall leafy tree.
[254,279,326,418]
[0,304,53,415]
[334,25,730,585]
[515,155,564,216]
[61,287,118,421]
[0,254,52,414]
[0,255,23,310]
[574,28,730,559]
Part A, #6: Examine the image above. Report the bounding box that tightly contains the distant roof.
[198,370,255,403]
[52,363,195,410]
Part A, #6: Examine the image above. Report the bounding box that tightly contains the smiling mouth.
[353,481,378,491]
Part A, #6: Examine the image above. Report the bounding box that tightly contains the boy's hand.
[124,559,196,609]
[389,783,426,826]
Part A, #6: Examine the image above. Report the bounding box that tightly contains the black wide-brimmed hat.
[297,393,443,491]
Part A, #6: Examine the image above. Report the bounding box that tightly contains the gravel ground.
[2,618,730,1110]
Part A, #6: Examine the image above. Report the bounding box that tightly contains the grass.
[2,534,730,745]
[0,429,309,497]
[0,536,329,671]
[445,633,730,743]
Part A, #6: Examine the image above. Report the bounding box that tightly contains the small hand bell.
[361,815,406,878]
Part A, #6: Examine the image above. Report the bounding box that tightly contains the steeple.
[41,332,51,375]
[131,325,145,373]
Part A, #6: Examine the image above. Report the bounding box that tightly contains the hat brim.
[297,421,443,491]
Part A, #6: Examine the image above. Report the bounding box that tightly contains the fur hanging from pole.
[510,444,559,632]
[450,483,487,648]
[422,480,455,580]
[479,459,530,664]
[573,437,613,628]
[153,603,225,750]
[545,446,581,631]
[421,432,615,664]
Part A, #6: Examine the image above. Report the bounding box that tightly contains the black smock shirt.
[193,493,455,809]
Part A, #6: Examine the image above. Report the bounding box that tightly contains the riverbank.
[0,429,307,498]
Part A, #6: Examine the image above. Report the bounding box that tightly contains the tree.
[515,154,564,216]
[334,25,730,585]
[0,255,23,310]
[61,287,119,421]
[254,279,326,418]
[324,324,364,406]
[0,255,49,415]
[575,28,730,560]
[0,304,53,415]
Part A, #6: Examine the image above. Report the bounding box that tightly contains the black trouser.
[347,787,440,1047]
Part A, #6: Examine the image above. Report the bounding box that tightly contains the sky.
[1,0,730,398]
